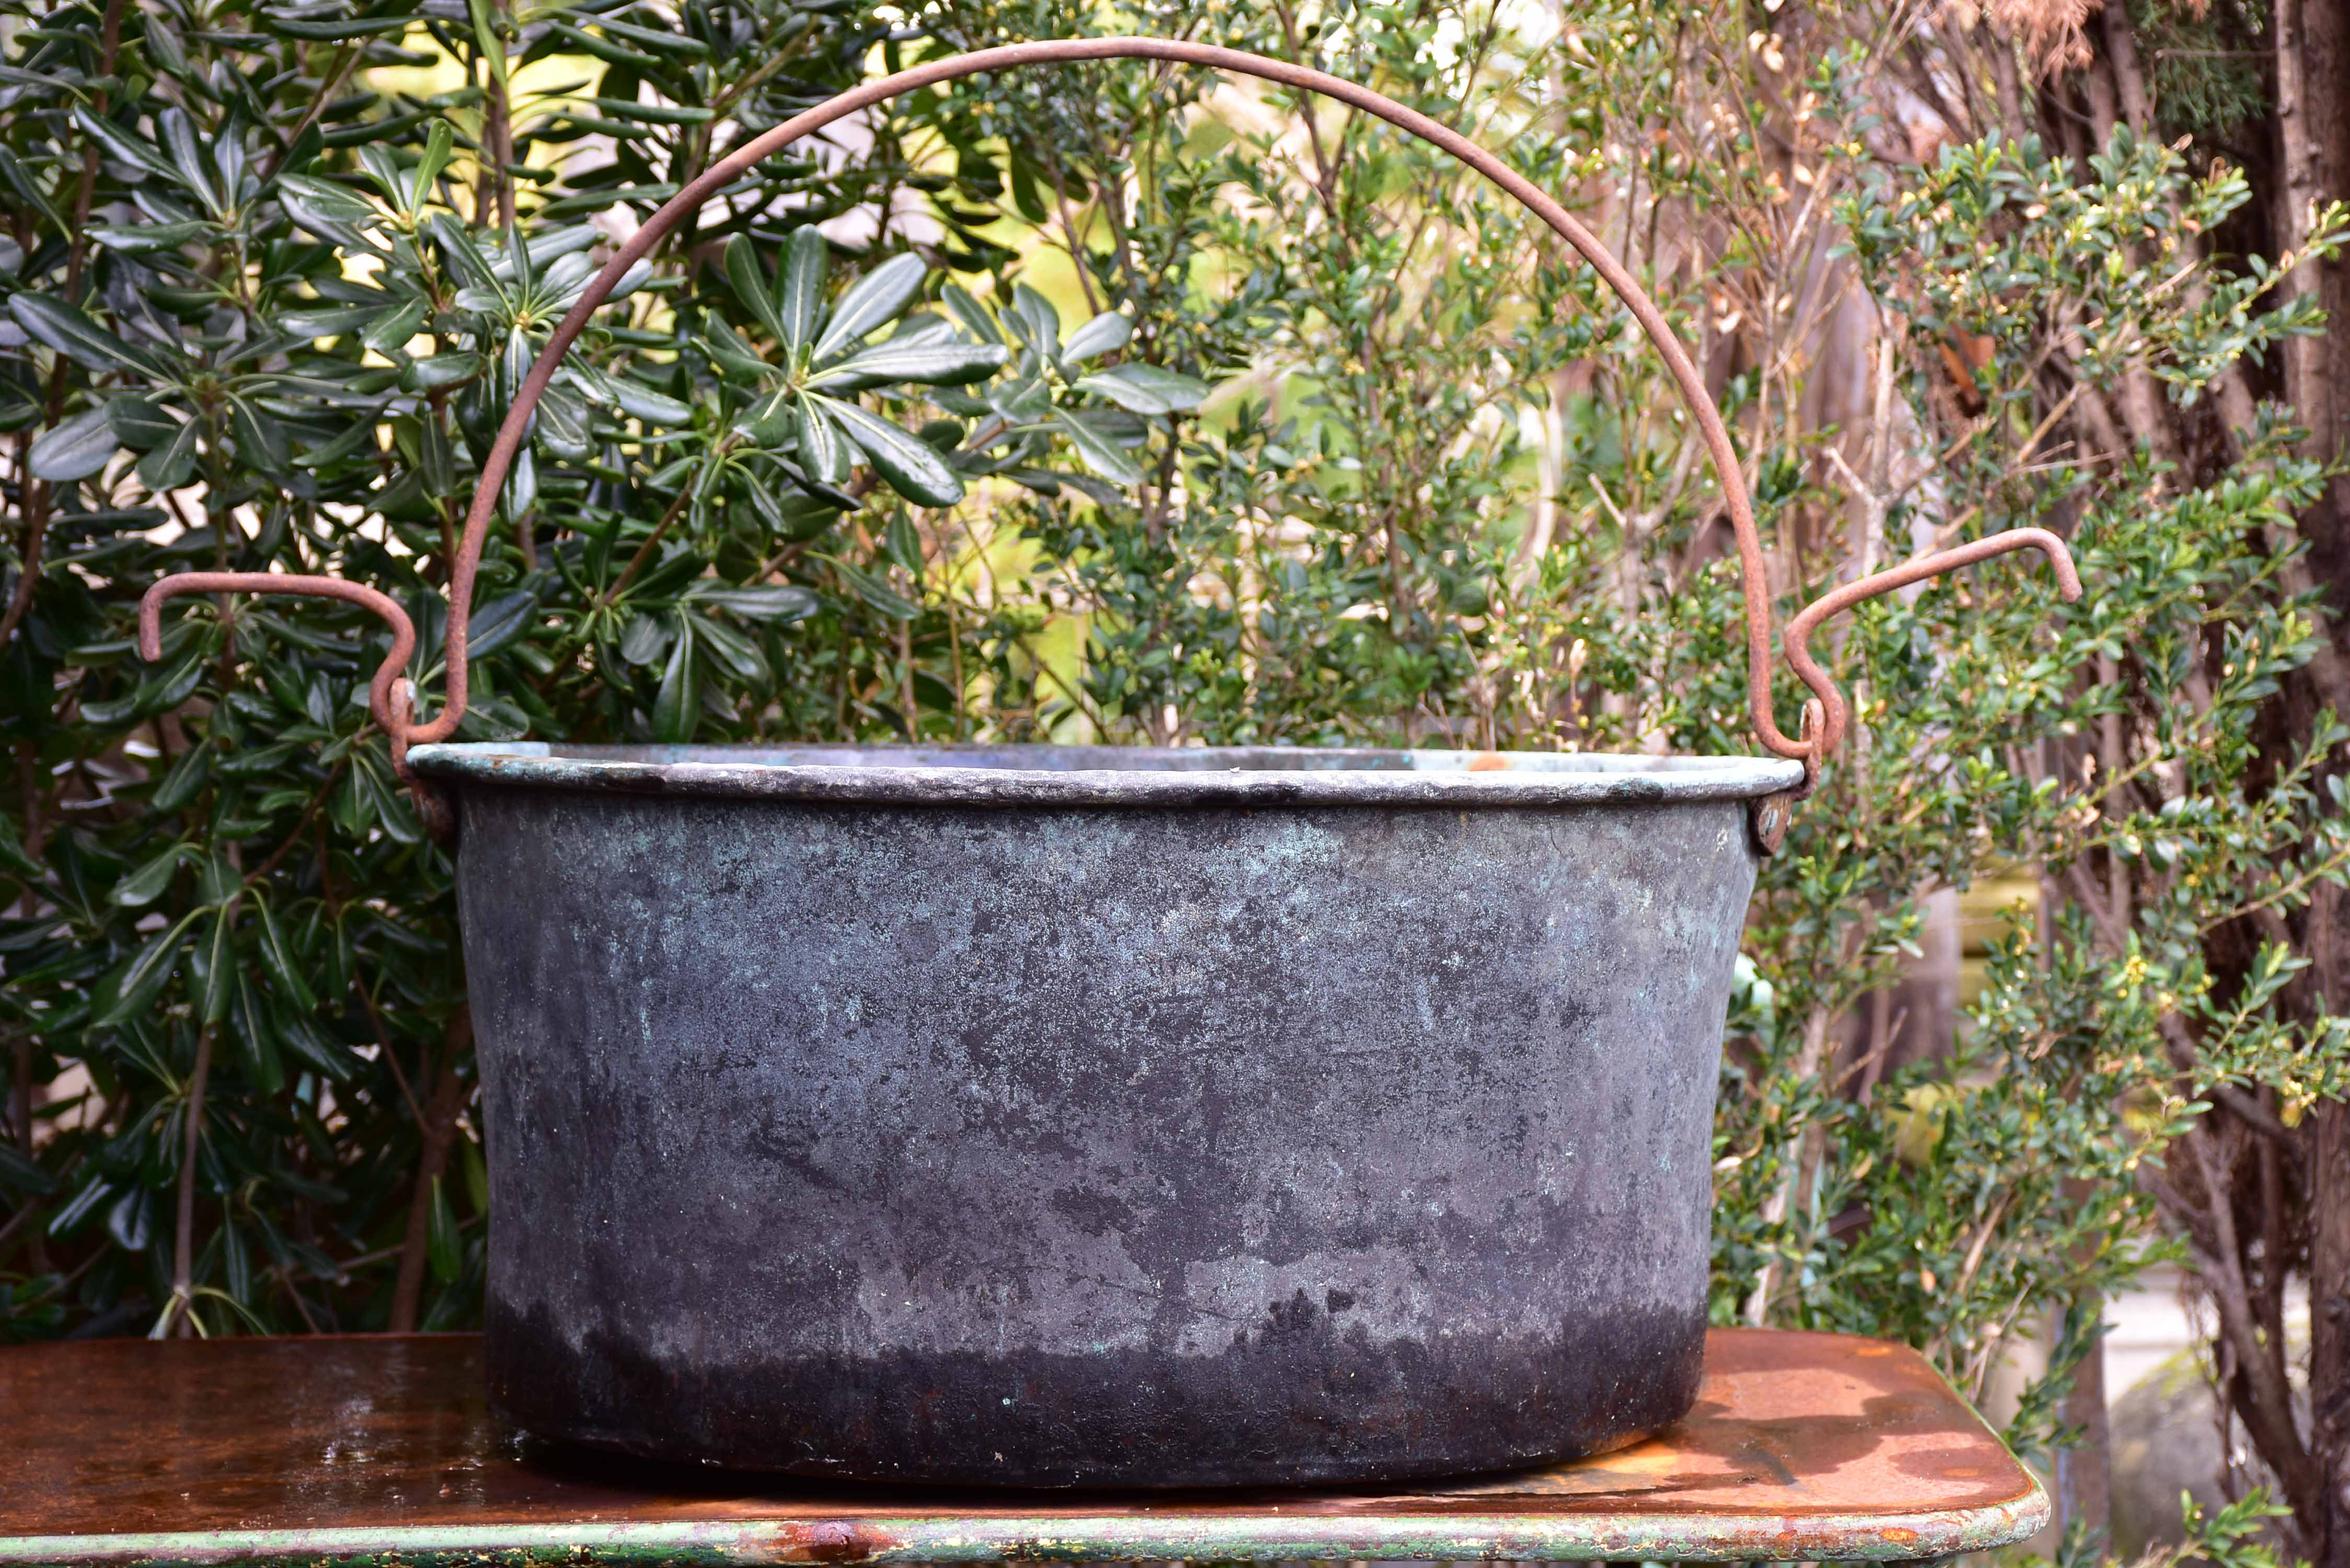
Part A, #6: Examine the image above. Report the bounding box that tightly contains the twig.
[388,1009,473,1333]
[257,42,364,185]
[162,1026,217,1338]
[600,471,705,608]
[318,823,428,1128]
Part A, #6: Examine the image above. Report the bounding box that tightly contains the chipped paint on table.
[0,1329,2045,1563]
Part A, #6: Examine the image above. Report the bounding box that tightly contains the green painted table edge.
[0,1495,2051,1568]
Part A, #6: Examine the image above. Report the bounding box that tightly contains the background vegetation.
[4,0,2349,1562]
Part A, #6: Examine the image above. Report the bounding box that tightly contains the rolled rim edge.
[407,743,1806,808]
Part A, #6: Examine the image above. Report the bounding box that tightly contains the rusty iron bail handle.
[139,36,2081,789]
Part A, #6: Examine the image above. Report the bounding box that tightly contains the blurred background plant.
[4,0,2349,1563]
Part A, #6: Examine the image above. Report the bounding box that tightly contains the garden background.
[5,0,2350,1562]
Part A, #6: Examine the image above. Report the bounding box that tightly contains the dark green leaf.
[137,417,202,491]
[30,407,121,481]
[427,1176,461,1282]
[222,1214,254,1301]
[820,554,920,619]
[885,509,924,575]
[0,1140,56,1197]
[93,220,215,253]
[722,234,787,343]
[466,0,509,87]
[228,398,289,468]
[697,321,769,383]
[106,396,181,449]
[110,842,192,907]
[615,378,692,426]
[811,252,926,363]
[819,395,962,507]
[269,13,414,37]
[1053,410,1142,486]
[362,296,431,354]
[71,106,180,185]
[939,283,1003,346]
[736,387,797,447]
[280,304,380,338]
[277,171,379,229]
[0,809,41,878]
[400,351,482,391]
[47,1178,114,1239]
[1061,311,1131,364]
[693,613,767,683]
[150,740,211,813]
[411,121,456,212]
[196,905,235,1025]
[106,1185,157,1252]
[546,20,662,70]
[777,226,827,357]
[256,899,318,1010]
[618,613,668,666]
[156,107,220,213]
[651,616,698,743]
[10,295,147,373]
[1009,282,1061,358]
[467,591,539,659]
[687,583,819,621]
[583,95,710,124]
[96,906,206,1027]
[1075,363,1211,415]
[0,145,66,232]
[276,1008,358,1081]
[229,973,285,1096]
[590,13,711,54]
[796,396,846,485]
[807,341,1008,389]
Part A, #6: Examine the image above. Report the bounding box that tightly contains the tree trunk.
[2056,1289,2112,1540]
[2274,7,2350,1558]
[2042,5,2350,1557]
[2306,1105,2350,1568]
[2276,0,2350,570]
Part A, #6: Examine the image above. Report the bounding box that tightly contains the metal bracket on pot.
[133,38,2081,849]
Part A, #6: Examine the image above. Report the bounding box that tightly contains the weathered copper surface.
[0,1329,2046,1563]
[436,743,1765,1486]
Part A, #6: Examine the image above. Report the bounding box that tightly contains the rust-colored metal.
[1784,525,2082,762]
[133,38,2080,815]
[136,572,418,762]
[0,1328,2046,1563]
[135,572,445,829]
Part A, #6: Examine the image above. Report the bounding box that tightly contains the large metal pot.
[138,39,2079,1488]
[417,743,1787,1485]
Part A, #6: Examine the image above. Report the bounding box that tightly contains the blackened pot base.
[487,1297,1704,1488]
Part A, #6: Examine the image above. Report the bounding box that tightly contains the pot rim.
[407,741,1805,809]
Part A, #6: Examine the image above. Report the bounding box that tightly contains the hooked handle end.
[135,573,448,833]
[1782,527,2083,779]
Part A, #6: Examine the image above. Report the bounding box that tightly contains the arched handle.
[138,36,2080,810]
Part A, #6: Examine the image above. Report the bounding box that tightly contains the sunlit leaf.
[817,395,962,506]
[810,253,927,363]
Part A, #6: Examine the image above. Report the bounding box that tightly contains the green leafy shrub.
[4,13,2345,1551]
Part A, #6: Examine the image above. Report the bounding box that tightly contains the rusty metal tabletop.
[0,1329,2046,1565]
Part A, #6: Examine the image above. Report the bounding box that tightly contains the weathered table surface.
[1,1328,2045,1564]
